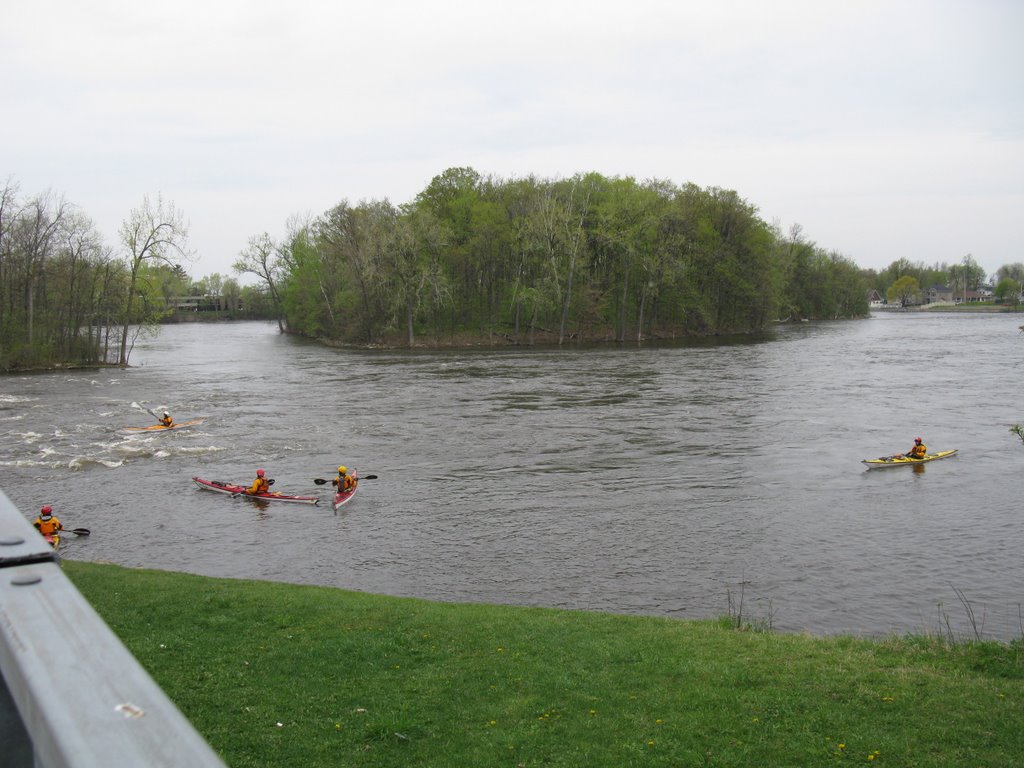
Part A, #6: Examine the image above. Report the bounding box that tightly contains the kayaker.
[158,410,173,427]
[33,505,63,540]
[247,468,270,495]
[332,466,357,494]
[905,437,927,459]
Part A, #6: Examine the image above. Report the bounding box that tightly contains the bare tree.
[15,191,71,353]
[235,233,286,332]
[117,195,191,365]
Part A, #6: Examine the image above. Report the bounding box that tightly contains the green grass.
[64,561,1023,767]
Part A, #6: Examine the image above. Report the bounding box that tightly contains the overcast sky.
[3,0,1022,282]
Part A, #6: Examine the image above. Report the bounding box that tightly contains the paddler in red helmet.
[246,469,270,495]
[33,505,63,544]
[905,437,927,460]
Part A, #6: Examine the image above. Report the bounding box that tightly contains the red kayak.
[332,470,359,511]
[192,476,320,505]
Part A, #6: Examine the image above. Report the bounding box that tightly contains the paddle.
[131,401,158,418]
[314,474,377,484]
[131,401,167,424]
[64,528,91,536]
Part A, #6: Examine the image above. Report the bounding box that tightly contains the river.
[1,313,1021,640]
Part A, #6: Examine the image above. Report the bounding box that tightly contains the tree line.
[16,166,1017,369]
[870,255,1023,308]
[0,179,270,370]
[239,168,870,346]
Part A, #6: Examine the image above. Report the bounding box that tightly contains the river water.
[1,314,1021,640]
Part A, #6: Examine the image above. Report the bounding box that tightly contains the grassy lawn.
[64,561,1023,767]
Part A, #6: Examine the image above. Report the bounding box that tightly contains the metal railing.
[0,489,226,767]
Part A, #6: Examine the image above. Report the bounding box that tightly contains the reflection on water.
[1,314,1022,640]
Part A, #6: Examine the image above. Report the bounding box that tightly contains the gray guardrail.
[0,489,226,767]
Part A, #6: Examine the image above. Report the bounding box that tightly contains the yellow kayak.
[862,449,958,468]
[121,418,204,434]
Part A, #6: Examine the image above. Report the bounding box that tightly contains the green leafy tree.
[221,278,242,311]
[887,275,922,307]
[947,254,986,302]
[996,262,1024,283]
[279,219,334,337]
[994,277,1021,306]
[382,206,448,346]
[314,199,398,343]
[590,176,664,340]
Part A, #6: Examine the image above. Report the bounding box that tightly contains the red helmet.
[914,437,922,444]
[41,505,52,515]
[256,469,265,477]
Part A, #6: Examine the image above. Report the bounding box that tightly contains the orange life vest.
[34,516,62,536]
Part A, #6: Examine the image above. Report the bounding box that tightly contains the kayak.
[192,476,320,505]
[332,470,359,511]
[123,419,205,434]
[862,449,958,468]
[44,532,60,549]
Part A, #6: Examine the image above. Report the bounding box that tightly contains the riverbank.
[64,561,1023,768]
[874,303,1024,313]
[0,361,124,374]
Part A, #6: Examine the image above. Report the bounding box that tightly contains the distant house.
[925,285,992,304]
[955,289,991,304]
[926,285,954,304]
[867,289,885,307]
[168,295,226,312]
